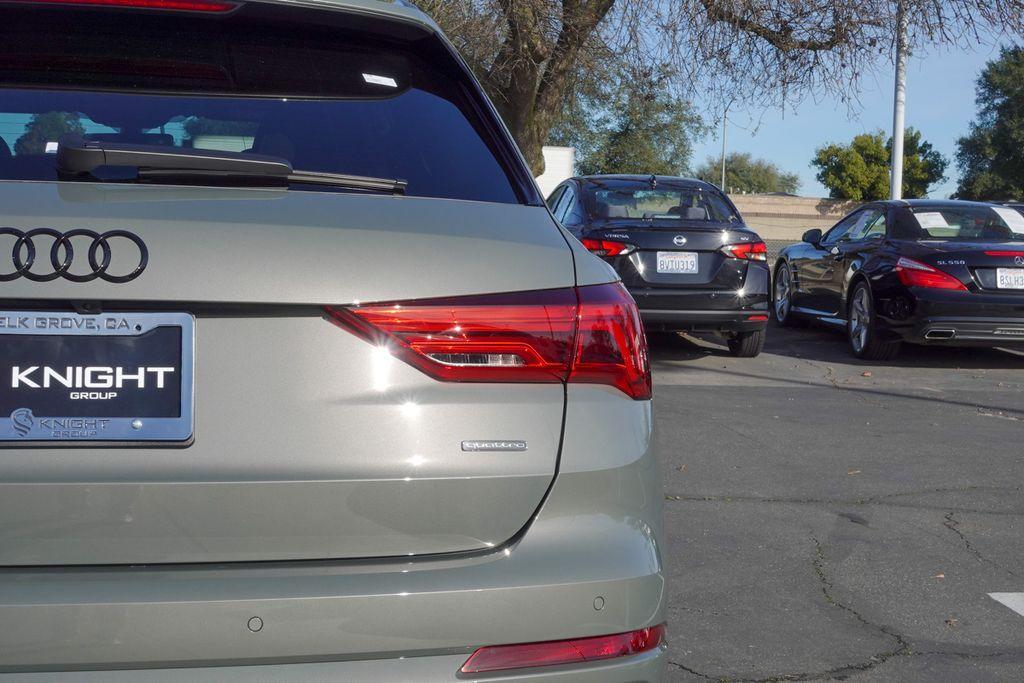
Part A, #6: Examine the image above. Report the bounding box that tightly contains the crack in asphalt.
[663,485,1024,517]
[667,538,1022,682]
[657,363,1024,420]
[667,537,909,681]
[942,511,1018,577]
[977,408,1024,422]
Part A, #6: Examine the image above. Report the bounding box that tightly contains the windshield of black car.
[0,7,520,203]
[893,206,1024,242]
[586,185,739,224]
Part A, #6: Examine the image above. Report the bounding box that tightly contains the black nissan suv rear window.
[0,5,529,204]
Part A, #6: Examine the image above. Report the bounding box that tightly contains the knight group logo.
[10,408,34,437]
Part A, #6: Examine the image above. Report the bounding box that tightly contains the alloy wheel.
[774,266,792,321]
[849,286,871,353]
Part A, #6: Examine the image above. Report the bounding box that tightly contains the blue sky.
[690,42,1010,199]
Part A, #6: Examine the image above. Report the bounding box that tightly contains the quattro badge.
[462,440,528,452]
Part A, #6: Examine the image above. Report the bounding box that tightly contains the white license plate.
[996,268,1024,289]
[657,251,698,274]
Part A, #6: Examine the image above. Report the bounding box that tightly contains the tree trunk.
[488,0,614,176]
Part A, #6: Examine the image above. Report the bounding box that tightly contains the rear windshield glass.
[0,7,521,204]
[584,182,739,224]
[894,205,1024,242]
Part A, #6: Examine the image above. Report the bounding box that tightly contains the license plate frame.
[656,251,699,274]
[0,311,194,444]
[996,268,1024,290]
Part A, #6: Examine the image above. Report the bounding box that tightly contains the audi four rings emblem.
[0,228,147,283]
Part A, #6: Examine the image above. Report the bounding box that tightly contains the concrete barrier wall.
[729,194,861,241]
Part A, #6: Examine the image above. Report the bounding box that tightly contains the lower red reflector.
[6,0,237,11]
[747,314,769,321]
[460,625,666,674]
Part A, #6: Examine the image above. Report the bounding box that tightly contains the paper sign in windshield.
[914,212,950,230]
[362,73,398,88]
[993,207,1024,232]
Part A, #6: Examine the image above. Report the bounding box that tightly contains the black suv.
[548,175,771,356]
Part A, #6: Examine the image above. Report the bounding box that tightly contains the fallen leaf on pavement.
[861,371,873,378]
[847,469,861,475]
[933,573,945,580]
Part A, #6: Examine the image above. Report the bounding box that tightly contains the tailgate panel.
[0,316,564,565]
[0,184,573,566]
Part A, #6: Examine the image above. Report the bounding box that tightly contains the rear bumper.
[629,261,770,332]
[639,308,769,333]
[0,387,665,681]
[877,287,1024,345]
[1,649,666,682]
[903,317,1024,345]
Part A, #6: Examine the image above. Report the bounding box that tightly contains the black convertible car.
[548,175,770,357]
[774,199,1024,360]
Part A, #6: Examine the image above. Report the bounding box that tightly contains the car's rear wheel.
[848,282,901,361]
[727,328,766,357]
[773,263,799,326]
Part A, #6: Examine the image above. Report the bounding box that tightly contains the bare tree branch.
[417,0,1024,173]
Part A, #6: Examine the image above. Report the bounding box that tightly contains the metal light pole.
[720,107,728,192]
[890,3,909,200]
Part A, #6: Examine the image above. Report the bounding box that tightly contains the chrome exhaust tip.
[925,329,956,340]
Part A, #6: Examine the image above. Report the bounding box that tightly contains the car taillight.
[460,625,666,674]
[985,250,1024,257]
[721,241,767,261]
[7,0,238,10]
[581,238,634,257]
[895,257,967,291]
[570,283,651,399]
[326,283,652,400]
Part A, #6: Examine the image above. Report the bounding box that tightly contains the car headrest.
[683,207,708,220]
[598,202,629,219]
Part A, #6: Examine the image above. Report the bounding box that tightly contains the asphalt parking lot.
[653,322,1024,681]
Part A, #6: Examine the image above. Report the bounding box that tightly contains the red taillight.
[721,241,768,261]
[6,0,237,11]
[985,250,1024,257]
[460,625,666,674]
[895,257,968,291]
[581,238,634,257]
[571,283,651,399]
[325,283,652,400]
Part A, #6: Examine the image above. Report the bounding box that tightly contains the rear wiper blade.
[284,169,407,194]
[56,136,407,195]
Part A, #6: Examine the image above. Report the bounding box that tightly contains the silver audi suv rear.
[0,1,665,680]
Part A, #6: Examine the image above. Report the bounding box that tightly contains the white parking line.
[989,593,1024,617]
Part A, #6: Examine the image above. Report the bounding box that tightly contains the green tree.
[695,153,800,194]
[954,47,1024,200]
[14,112,84,155]
[812,129,947,200]
[550,68,702,176]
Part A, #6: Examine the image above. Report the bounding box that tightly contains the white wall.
[534,146,575,199]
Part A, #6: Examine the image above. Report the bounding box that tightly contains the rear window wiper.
[56,136,407,195]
